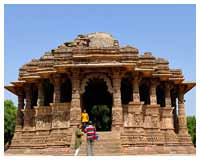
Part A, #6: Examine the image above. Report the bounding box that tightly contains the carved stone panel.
[23,109,35,129]
[112,108,123,127]
[144,115,152,128]
[35,115,51,130]
[134,114,142,126]
[151,116,159,128]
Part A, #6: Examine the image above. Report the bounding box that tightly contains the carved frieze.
[35,115,51,130]
[121,134,164,145]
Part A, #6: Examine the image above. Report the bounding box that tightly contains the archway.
[82,78,113,131]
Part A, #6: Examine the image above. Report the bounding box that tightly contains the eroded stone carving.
[80,73,113,94]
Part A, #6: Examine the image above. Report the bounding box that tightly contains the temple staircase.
[69,131,123,156]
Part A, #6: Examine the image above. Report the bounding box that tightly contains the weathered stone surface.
[5,32,195,155]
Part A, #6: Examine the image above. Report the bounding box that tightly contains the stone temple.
[5,32,195,155]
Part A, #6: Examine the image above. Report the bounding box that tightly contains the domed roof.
[86,32,117,48]
[75,32,118,48]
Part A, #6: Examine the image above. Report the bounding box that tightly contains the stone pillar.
[150,79,157,105]
[25,83,32,109]
[124,74,144,132]
[143,79,160,131]
[160,83,174,131]
[23,83,35,129]
[15,89,24,130]
[178,86,188,135]
[132,76,140,103]
[112,70,123,131]
[171,92,178,133]
[37,80,44,106]
[53,74,61,103]
[165,83,172,107]
[70,69,81,127]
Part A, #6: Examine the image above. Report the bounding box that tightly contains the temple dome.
[75,32,119,48]
[87,32,115,48]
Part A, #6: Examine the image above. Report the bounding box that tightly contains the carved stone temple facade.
[5,32,195,155]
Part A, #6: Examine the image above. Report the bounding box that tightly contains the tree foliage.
[187,116,196,147]
[91,105,111,131]
[4,100,17,145]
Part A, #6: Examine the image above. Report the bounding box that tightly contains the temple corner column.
[23,83,35,130]
[176,85,194,146]
[178,86,188,135]
[15,89,25,131]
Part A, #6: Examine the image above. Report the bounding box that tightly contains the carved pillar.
[165,83,172,107]
[37,80,44,106]
[25,83,32,109]
[124,74,144,132]
[70,69,81,126]
[150,79,158,105]
[15,89,24,130]
[132,76,140,103]
[143,79,160,131]
[23,83,35,129]
[160,83,174,132]
[53,74,61,103]
[112,70,123,131]
[178,86,188,135]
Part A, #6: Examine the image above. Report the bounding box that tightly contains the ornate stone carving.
[52,114,63,128]
[112,109,122,122]
[134,114,141,126]
[35,115,47,129]
[151,116,158,128]
[80,73,113,94]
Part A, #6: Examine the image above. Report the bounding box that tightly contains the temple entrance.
[82,78,112,131]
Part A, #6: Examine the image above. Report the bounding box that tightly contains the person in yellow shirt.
[81,109,89,130]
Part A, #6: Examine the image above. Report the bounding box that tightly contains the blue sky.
[4,4,196,115]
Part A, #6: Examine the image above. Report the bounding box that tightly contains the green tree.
[91,105,111,131]
[187,116,196,147]
[4,100,17,145]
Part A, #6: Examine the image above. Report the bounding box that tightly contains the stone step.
[76,131,122,155]
[78,146,122,150]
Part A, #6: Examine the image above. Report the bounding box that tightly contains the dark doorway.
[82,78,112,131]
